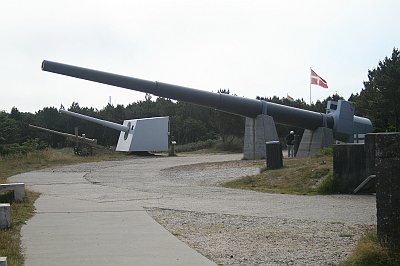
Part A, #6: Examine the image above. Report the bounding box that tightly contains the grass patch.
[0,148,127,181]
[340,229,400,266]
[0,148,128,266]
[0,190,39,266]
[321,147,333,156]
[222,154,333,195]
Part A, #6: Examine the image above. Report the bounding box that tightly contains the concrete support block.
[0,203,10,229]
[332,144,366,193]
[373,133,400,254]
[244,115,278,160]
[0,257,7,266]
[296,127,333,157]
[0,183,25,201]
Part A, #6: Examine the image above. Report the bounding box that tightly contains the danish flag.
[310,69,328,88]
[286,94,294,102]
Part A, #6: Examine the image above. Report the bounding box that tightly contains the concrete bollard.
[373,133,400,254]
[169,141,177,156]
[0,203,11,229]
[0,183,25,201]
[12,183,25,201]
[265,141,283,170]
[0,257,7,266]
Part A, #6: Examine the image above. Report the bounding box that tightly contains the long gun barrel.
[59,109,129,132]
[29,124,97,144]
[42,60,372,141]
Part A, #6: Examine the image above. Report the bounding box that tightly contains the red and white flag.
[310,69,328,88]
[286,94,294,102]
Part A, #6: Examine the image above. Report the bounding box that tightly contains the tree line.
[0,48,399,153]
[0,93,245,152]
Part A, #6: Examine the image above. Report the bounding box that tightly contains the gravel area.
[136,155,374,266]
[147,208,373,266]
[160,160,262,186]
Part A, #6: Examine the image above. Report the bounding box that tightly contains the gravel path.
[147,208,372,266]
[16,153,376,265]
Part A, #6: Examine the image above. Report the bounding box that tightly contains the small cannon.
[29,124,101,156]
[42,60,373,159]
[59,109,169,152]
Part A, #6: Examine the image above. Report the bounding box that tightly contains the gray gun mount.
[59,109,169,152]
[42,60,373,158]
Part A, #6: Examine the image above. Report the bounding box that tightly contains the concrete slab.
[22,203,212,265]
[11,156,223,266]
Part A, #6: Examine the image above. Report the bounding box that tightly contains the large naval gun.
[29,124,101,156]
[41,60,373,159]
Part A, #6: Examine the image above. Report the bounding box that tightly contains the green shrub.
[0,139,41,156]
[214,137,243,152]
[174,137,244,153]
[175,139,218,153]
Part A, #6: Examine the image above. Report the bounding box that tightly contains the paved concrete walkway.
[10,155,239,266]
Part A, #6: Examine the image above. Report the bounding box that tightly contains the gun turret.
[29,124,103,156]
[59,109,169,152]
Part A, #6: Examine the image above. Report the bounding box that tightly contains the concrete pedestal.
[0,257,7,266]
[296,127,333,157]
[373,133,400,254]
[0,203,10,229]
[243,115,278,160]
[12,183,25,201]
[265,141,283,169]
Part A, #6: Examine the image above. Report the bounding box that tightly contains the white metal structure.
[116,117,169,152]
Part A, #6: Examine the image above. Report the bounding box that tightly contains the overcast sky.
[1,0,399,113]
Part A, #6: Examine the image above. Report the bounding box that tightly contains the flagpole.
[309,67,312,105]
